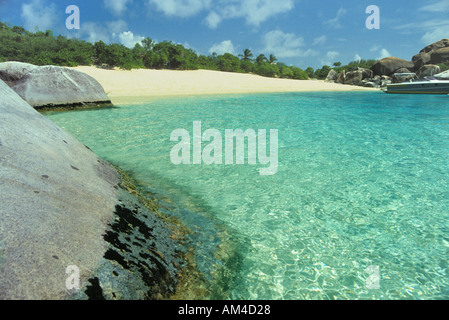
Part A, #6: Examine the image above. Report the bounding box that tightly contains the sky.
[0,0,448,69]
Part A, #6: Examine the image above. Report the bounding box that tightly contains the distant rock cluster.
[326,39,449,89]
[0,62,111,109]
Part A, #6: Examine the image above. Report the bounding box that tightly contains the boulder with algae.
[0,79,185,300]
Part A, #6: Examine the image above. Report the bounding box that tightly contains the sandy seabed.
[72,66,378,105]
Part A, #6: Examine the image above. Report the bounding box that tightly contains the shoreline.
[71,66,379,105]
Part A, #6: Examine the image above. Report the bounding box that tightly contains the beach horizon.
[71,66,379,105]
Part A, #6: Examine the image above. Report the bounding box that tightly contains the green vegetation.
[0,21,311,80]
[438,62,449,72]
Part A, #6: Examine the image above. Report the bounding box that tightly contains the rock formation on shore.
[326,39,449,89]
[0,77,184,299]
[0,62,111,109]
[413,39,449,69]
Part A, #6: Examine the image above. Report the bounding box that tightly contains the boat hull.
[386,82,449,94]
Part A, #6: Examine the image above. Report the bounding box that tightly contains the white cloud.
[394,3,449,45]
[148,0,294,28]
[108,19,129,35]
[104,0,132,15]
[119,31,145,48]
[262,30,315,59]
[204,11,222,29]
[77,20,128,44]
[325,7,347,29]
[235,0,295,27]
[321,51,339,66]
[369,45,380,52]
[421,26,449,45]
[420,0,449,13]
[312,35,327,46]
[82,22,112,43]
[354,54,362,63]
[148,0,211,18]
[395,19,449,44]
[21,0,56,31]
[209,40,235,55]
[377,48,391,60]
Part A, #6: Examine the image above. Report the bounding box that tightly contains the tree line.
[0,21,385,80]
[0,22,309,79]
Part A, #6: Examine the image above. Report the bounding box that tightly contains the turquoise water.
[46,92,449,300]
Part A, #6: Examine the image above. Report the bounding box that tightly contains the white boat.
[386,73,449,94]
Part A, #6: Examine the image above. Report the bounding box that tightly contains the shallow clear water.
[46,92,449,300]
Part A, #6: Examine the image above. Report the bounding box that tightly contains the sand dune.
[72,66,377,104]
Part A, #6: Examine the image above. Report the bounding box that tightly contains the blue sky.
[1,0,448,69]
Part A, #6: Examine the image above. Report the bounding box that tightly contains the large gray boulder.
[336,70,346,83]
[0,80,184,299]
[430,47,449,65]
[0,61,38,87]
[371,57,415,76]
[12,66,111,109]
[325,69,338,82]
[0,79,119,299]
[434,69,449,80]
[416,64,441,78]
[344,69,363,86]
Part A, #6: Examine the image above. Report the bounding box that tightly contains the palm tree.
[239,49,253,61]
[256,54,268,63]
[269,54,278,64]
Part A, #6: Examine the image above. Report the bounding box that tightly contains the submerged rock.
[0,61,38,87]
[74,189,185,300]
[12,65,111,109]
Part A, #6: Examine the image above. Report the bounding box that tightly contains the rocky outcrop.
[430,47,449,65]
[331,67,375,86]
[325,69,338,82]
[0,79,185,299]
[394,67,412,74]
[326,39,449,89]
[412,39,449,69]
[344,69,363,86]
[0,61,38,87]
[337,70,346,83]
[11,66,111,109]
[416,64,441,78]
[371,57,415,76]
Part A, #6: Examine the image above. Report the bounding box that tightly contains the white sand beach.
[71,66,378,104]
